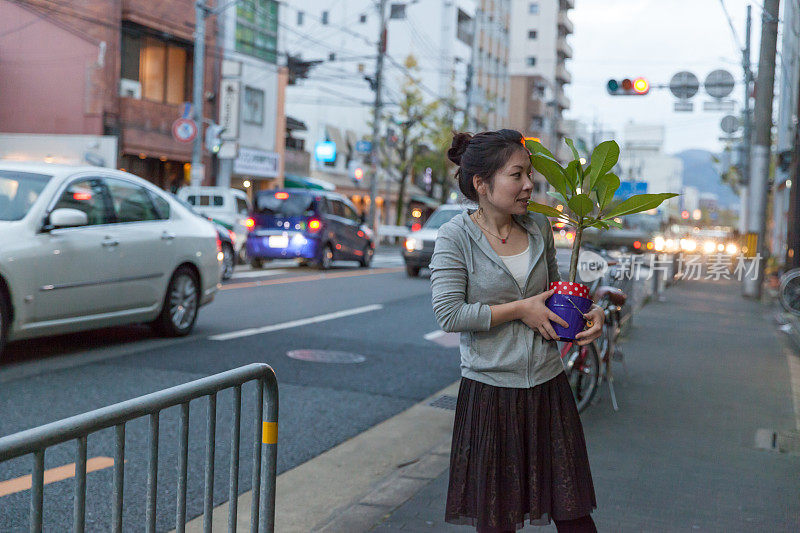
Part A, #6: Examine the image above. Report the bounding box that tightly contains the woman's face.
[475,148,533,216]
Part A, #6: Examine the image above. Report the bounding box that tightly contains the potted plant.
[524,138,678,341]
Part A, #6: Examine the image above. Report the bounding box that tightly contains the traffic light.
[607,77,649,95]
[205,123,225,154]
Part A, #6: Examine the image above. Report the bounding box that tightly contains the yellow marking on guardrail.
[744,233,758,258]
[0,456,115,497]
[262,422,278,444]
[222,267,404,291]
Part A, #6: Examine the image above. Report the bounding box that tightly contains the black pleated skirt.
[445,371,597,531]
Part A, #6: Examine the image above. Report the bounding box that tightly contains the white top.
[498,244,530,290]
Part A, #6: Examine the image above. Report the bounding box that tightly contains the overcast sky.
[567,0,769,155]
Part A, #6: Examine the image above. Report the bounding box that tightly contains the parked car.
[0,162,221,358]
[246,189,374,270]
[172,195,236,281]
[177,186,250,260]
[403,204,466,277]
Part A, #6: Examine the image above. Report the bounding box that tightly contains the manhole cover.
[429,395,458,411]
[286,349,366,364]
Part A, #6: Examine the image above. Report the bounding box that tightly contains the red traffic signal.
[607,77,650,95]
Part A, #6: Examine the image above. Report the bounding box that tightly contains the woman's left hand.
[574,305,605,346]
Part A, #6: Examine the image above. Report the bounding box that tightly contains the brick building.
[0,0,219,189]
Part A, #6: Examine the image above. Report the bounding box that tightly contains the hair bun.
[447,132,472,165]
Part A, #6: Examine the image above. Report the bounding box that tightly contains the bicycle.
[559,256,628,413]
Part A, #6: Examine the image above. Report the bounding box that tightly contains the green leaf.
[527,202,566,218]
[531,154,568,197]
[595,173,621,210]
[524,139,557,161]
[565,138,580,161]
[602,193,679,219]
[604,218,624,229]
[585,220,610,230]
[568,193,594,218]
[586,140,620,191]
[564,160,580,194]
[546,191,569,205]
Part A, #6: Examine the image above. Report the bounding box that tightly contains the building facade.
[0,0,223,189]
[215,0,286,195]
[278,0,509,224]
[507,0,573,153]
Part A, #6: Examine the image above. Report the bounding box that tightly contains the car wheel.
[315,244,334,270]
[250,258,264,269]
[359,245,373,268]
[0,289,9,359]
[152,266,199,337]
[406,265,420,277]
[221,243,235,280]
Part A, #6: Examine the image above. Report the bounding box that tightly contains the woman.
[430,129,604,533]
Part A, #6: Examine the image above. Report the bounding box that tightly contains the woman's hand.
[574,305,605,346]
[518,289,570,340]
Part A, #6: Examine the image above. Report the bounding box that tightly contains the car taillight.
[228,229,236,242]
[411,223,422,232]
[308,218,322,233]
[244,217,255,231]
[216,237,222,252]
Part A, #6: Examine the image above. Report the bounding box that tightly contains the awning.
[409,194,440,208]
[286,116,307,131]
[284,174,336,191]
[325,125,346,156]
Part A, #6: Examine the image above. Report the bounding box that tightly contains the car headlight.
[680,238,697,252]
[405,237,423,252]
[726,243,738,255]
[703,241,716,254]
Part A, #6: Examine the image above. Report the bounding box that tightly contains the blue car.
[245,189,375,270]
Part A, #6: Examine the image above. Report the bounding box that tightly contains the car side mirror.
[49,208,88,229]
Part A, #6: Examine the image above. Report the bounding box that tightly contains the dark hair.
[447,129,526,202]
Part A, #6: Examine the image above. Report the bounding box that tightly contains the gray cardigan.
[429,208,565,388]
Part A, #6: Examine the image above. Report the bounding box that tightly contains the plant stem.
[568,222,583,283]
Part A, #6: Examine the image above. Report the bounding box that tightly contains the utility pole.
[743,0,780,298]
[191,1,209,187]
[464,7,479,131]
[368,0,387,231]
[785,72,800,269]
[739,5,753,235]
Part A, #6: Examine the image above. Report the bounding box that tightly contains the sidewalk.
[370,279,800,531]
[188,278,800,531]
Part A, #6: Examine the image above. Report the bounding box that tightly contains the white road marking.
[209,304,384,341]
[231,269,289,280]
[423,330,446,341]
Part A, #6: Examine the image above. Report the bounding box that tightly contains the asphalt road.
[0,249,464,532]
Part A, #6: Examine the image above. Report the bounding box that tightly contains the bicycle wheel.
[564,342,600,413]
[779,269,800,316]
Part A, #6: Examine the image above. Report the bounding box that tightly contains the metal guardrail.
[0,363,278,533]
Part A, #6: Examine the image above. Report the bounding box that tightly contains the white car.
[176,186,250,259]
[0,162,221,356]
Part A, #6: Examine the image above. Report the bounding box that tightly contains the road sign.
[720,114,740,133]
[703,100,735,112]
[614,181,648,200]
[172,118,197,143]
[704,69,735,99]
[669,71,700,99]
[355,140,372,153]
[674,101,694,112]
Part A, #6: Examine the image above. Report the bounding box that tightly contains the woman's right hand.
[517,289,569,340]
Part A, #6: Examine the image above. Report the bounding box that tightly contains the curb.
[182,380,460,532]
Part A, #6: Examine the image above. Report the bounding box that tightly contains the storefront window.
[121,23,191,105]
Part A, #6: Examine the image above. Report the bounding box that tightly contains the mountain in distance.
[674,149,740,209]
